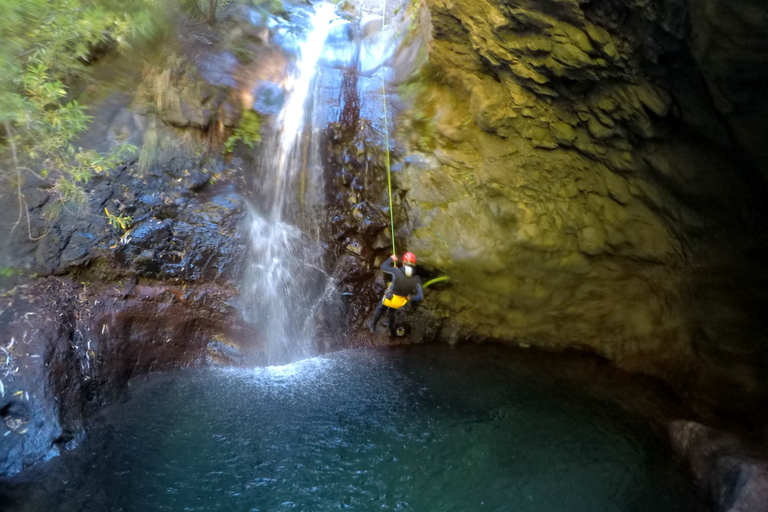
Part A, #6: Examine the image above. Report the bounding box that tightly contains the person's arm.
[380,255,397,276]
[410,282,424,302]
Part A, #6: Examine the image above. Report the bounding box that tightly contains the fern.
[224,110,263,153]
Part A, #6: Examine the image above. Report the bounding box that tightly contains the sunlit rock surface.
[391,0,768,413]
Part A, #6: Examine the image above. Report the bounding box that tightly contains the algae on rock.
[390,0,768,411]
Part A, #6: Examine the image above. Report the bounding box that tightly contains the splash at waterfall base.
[1,346,711,511]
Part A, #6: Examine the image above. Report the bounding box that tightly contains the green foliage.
[0,0,153,234]
[0,267,21,278]
[0,0,156,86]
[224,110,263,153]
[249,0,288,19]
[104,207,133,232]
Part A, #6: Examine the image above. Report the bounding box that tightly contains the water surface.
[2,345,703,511]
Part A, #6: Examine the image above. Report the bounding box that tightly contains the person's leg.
[369,300,386,332]
[387,307,397,337]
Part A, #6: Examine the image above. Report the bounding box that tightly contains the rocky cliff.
[0,9,256,474]
[385,0,768,419]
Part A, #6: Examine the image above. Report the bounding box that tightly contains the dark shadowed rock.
[669,420,768,512]
[16,153,248,284]
[0,278,250,476]
[0,101,250,478]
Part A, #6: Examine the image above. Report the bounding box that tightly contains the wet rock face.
[0,148,250,477]
[0,278,243,476]
[670,420,768,512]
[0,2,334,476]
[390,0,768,408]
[325,119,393,330]
[0,91,251,475]
[0,3,312,477]
[24,151,247,283]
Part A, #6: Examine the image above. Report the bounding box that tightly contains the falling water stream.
[244,3,340,365]
[242,0,403,364]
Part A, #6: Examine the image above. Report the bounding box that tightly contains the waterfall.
[244,3,339,365]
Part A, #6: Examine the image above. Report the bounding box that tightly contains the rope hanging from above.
[380,0,396,256]
[377,0,452,291]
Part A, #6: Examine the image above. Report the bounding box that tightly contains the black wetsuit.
[370,256,423,336]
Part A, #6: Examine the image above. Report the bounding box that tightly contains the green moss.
[397,73,440,152]
[411,110,437,151]
[231,46,253,63]
[268,0,288,18]
[224,110,263,153]
[407,0,421,37]
[251,0,289,19]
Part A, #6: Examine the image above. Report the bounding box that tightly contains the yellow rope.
[423,275,451,289]
[381,0,396,256]
[379,2,454,290]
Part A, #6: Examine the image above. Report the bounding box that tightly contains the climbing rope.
[378,2,451,291]
[423,275,451,289]
[381,0,396,256]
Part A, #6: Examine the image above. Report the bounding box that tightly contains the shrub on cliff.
[224,110,263,153]
[0,0,158,235]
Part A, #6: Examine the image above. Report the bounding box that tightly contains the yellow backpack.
[382,294,409,309]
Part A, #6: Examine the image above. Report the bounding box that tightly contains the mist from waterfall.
[244,3,339,365]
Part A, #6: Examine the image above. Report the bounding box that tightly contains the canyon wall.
[390,0,768,415]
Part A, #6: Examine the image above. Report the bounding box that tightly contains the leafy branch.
[104,207,133,232]
[0,0,154,238]
[224,110,263,153]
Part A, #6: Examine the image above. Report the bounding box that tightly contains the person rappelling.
[365,6,449,337]
[369,252,423,336]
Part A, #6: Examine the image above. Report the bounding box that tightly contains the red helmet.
[402,252,416,265]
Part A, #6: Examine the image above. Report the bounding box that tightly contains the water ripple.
[2,346,704,512]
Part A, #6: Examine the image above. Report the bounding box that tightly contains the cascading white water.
[270,3,337,219]
[244,3,339,365]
